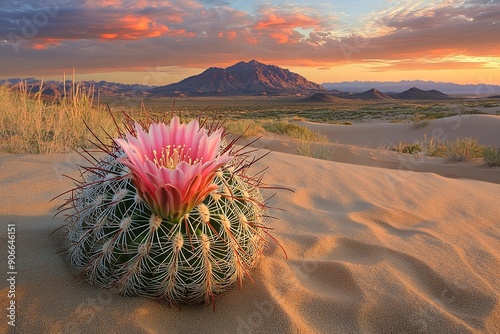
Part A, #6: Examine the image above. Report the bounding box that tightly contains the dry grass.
[390,136,487,162]
[445,137,485,162]
[297,141,332,159]
[0,81,116,154]
[392,141,422,155]
[421,137,448,157]
[262,122,328,143]
[261,121,331,159]
[224,119,264,137]
[412,119,430,129]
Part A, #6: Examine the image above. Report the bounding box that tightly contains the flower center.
[148,145,202,170]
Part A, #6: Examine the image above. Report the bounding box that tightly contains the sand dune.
[297,114,500,148]
[238,115,500,185]
[1,143,499,333]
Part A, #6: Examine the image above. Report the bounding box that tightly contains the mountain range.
[1,78,152,98]
[322,80,500,96]
[303,87,455,102]
[2,60,498,98]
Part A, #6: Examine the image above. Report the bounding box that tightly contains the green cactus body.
[64,152,267,305]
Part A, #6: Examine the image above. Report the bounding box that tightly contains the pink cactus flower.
[114,117,232,221]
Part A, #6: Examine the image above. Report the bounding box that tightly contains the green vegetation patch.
[483,147,500,167]
[262,122,328,143]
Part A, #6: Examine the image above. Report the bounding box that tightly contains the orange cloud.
[167,29,196,38]
[255,13,318,30]
[254,14,285,29]
[218,31,238,41]
[97,15,172,40]
[101,33,119,39]
[32,44,48,50]
[269,32,293,44]
[368,59,490,71]
[31,39,62,50]
[240,30,258,45]
[120,15,149,31]
[253,12,319,44]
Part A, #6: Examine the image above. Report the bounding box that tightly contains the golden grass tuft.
[224,119,264,137]
[0,81,116,154]
[261,121,330,159]
[445,137,485,162]
[390,136,488,163]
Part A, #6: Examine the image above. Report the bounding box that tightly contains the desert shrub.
[390,119,406,124]
[412,114,431,129]
[483,146,500,167]
[412,119,430,129]
[392,141,422,155]
[263,122,328,142]
[328,121,352,125]
[445,137,485,162]
[421,137,448,157]
[224,119,264,137]
[0,82,115,154]
[297,141,331,160]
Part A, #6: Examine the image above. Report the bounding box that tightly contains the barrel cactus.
[60,115,277,305]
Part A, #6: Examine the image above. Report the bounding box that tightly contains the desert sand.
[0,115,499,333]
[298,114,500,148]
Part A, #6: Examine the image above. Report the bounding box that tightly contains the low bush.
[297,142,331,160]
[445,137,485,162]
[392,141,422,155]
[224,119,264,137]
[483,146,500,167]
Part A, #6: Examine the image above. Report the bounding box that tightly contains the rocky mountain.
[150,60,325,96]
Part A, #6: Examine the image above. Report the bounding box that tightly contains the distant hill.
[322,80,500,96]
[390,87,453,100]
[150,60,325,96]
[302,89,393,102]
[301,92,349,102]
[302,87,453,101]
[335,88,393,100]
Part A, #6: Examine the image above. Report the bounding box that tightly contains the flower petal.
[115,116,233,220]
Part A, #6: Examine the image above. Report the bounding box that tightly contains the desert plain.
[0,98,499,334]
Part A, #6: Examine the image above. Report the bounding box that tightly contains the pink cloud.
[252,12,320,44]
[218,31,238,41]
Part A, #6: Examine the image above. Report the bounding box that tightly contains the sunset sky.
[1,0,499,86]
